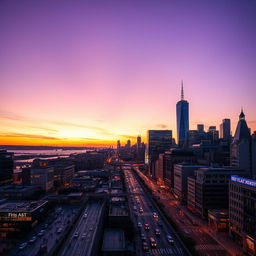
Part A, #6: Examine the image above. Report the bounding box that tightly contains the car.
[57,227,63,233]
[139,207,143,213]
[153,212,158,220]
[83,213,88,218]
[89,227,93,231]
[18,243,28,250]
[73,231,79,238]
[166,235,174,244]
[144,223,150,230]
[137,222,142,228]
[149,237,157,247]
[38,230,45,237]
[29,236,37,244]
[81,233,86,239]
[142,242,149,251]
[155,229,160,235]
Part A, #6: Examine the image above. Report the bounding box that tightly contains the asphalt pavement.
[124,167,189,256]
[60,201,103,256]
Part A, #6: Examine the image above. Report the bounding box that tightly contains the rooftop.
[102,228,126,251]
[0,200,48,213]
[0,184,37,193]
[109,205,128,216]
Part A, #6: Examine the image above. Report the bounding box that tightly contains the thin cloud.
[26,126,58,134]
[94,119,105,123]
[155,124,168,129]
[120,135,137,139]
[50,120,108,132]
[0,113,28,122]
[81,137,102,141]
[0,112,112,135]
[0,132,61,140]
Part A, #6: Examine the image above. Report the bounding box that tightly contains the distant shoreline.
[0,145,106,150]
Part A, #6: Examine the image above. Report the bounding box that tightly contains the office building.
[187,176,196,211]
[0,150,14,186]
[207,126,219,143]
[197,124,204,133]
[31,166,54,191]
[252,132,256,178]
[229,176,256,255]
[0,200,48,238]
[117,140,121,151]
[147,130,172,158]
[155,154,164,183]
[126,140,131,149]
[174,164,205,203]
[136,135,141,148]
[220,119,231,141]
[194,167,246,218]
[176,81,189,147]
[147,130,172,178]
[163,149,196,188]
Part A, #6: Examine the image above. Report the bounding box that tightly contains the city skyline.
[1,0,256,146]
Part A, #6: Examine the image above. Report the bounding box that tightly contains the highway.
[60,201,103,256]
[134,167,229,256]
[123,166,190,256]
[9,206,78,256]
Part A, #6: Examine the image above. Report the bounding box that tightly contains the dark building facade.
[163,149,196,188]
[0,200,48,238]
[0,150,14,186]
[220,118,231,141]
[229,176,256,255]
[147,130,172,178]
[194,167,246,218]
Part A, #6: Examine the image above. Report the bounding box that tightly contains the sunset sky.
[0,0,256,146]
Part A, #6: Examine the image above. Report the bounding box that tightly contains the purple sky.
[0,0,255,145]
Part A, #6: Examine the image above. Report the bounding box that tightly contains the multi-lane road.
[59,201,103,256]
[9,206,78,256]
[123,166,190,256]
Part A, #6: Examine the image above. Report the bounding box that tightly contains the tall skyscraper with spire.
[176,81,189,147]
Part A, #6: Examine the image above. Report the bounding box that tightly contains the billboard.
[231,176,256,188]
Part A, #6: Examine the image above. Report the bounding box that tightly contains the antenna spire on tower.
[181,80,184,100]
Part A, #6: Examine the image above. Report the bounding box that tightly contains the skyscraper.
[147,130,172,178]
[137,135,142,148]
[176,81,189,147]
[220,118,231,141]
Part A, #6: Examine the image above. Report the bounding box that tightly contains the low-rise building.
[31,166,54,191]
[0,200,48,238]
[0,185,39,199]
[101,228,127,256]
